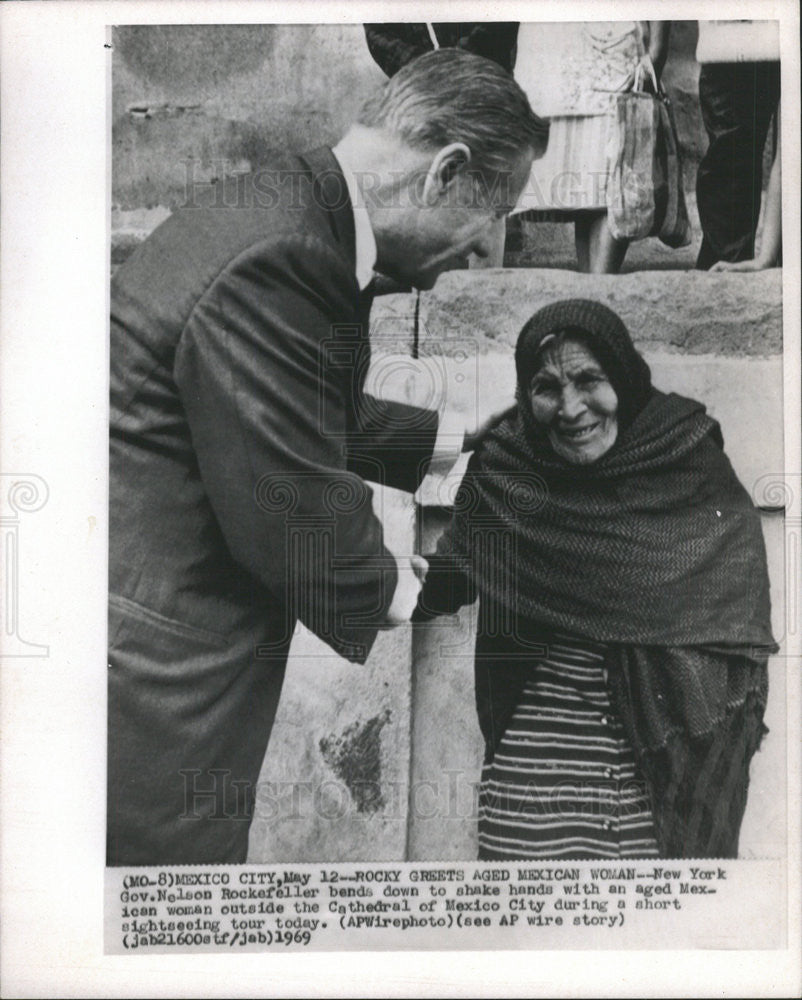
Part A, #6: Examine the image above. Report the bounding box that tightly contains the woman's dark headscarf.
[515,298,653,435]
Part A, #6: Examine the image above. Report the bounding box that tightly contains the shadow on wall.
[112,21,721,216]
[112,24,386,213]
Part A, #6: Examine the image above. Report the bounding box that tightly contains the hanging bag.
[607,63,692,248]
[655,94,692,247]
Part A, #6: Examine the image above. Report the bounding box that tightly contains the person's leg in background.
[503,213,525,256]
[695,61,781,270]
[575,210,630,274]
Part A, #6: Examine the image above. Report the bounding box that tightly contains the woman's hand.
[619,53,659,93]
[620,22,670,94]
[385,554,429,625]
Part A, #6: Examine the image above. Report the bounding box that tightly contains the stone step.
[371,267,782,357]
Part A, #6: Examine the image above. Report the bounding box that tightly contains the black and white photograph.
[108,17,785,865]
[1,1,800,996]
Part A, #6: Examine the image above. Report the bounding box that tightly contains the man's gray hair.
[358,48,549,179]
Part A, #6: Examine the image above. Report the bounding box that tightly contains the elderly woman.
[415,299,775,860]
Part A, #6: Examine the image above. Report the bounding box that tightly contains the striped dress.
[478,632,660,860]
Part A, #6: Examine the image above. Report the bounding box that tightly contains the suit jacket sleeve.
[174,233,409,662]
[347,392,439,494]
[363,23,431,76]
[452,22,519,72]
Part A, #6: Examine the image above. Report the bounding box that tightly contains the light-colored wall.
[111,22,713,231]
[247,485,416,863]
[112,24,385,213]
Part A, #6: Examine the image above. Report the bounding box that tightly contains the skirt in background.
[512,21,642,218]
[513,113,613,217]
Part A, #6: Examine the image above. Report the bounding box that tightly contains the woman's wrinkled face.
[528,336,619,464]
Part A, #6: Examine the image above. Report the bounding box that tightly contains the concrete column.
[248,485,417,862]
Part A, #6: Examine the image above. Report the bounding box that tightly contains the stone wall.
[112,20,768,262]
[112,24,384,211]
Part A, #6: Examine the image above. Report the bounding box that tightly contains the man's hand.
[385,554,429,625]
[463,399,517,452]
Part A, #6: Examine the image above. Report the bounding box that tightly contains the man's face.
[377,150,532,290]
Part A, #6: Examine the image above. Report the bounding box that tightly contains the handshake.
[385,554,429,625]
[379,396,517,627]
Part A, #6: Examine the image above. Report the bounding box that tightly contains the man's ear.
[422,142,472,204]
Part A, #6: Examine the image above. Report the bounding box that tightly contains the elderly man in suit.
[108,49,548,865]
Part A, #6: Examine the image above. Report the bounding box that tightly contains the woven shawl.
[429,373,776,856]
[446,388,774,649]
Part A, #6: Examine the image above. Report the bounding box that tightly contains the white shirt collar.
[331,144,377,291]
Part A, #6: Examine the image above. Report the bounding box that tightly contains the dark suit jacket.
[364,22,519,77]
[110,146,437,664]
[107,148,438,863]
